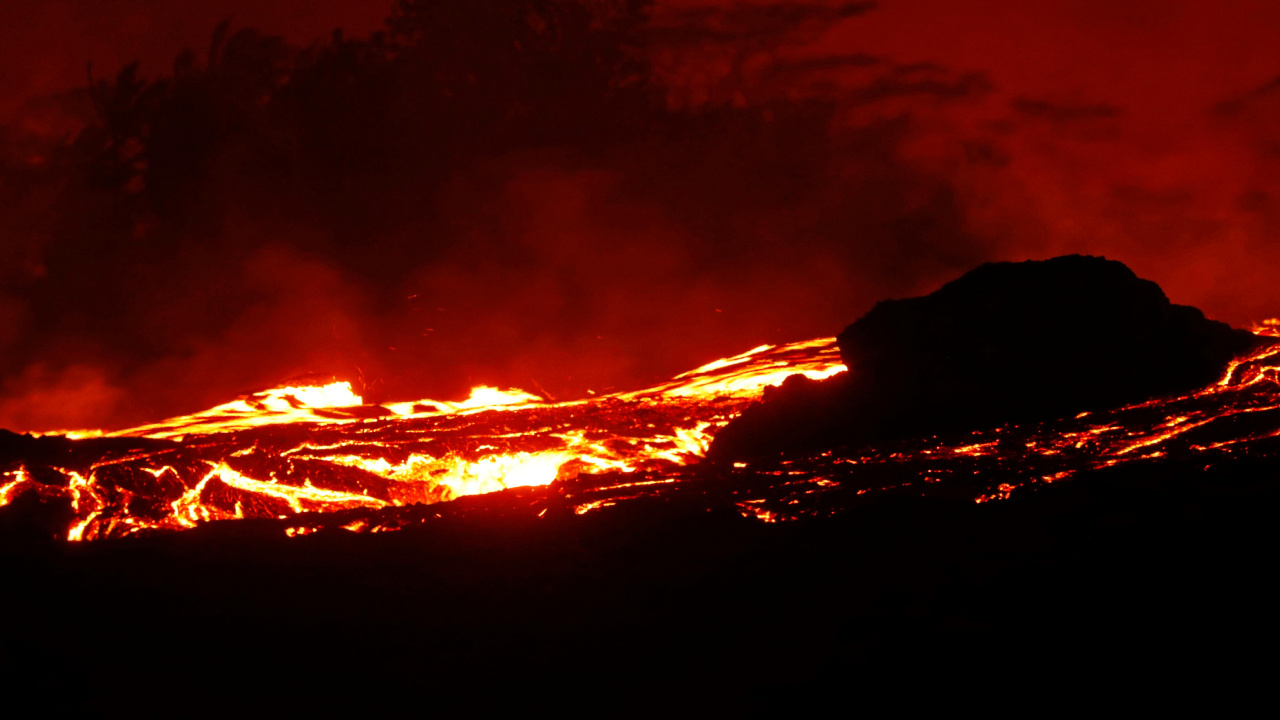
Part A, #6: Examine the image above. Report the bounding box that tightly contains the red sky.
[7,1,1279,117]
[4,1,1280,430]
[848,0,1280,319]
[5,0,1280,307]
[0,0,389,118]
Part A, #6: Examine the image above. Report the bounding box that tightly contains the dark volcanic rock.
[0,429,174,469]
[710,255,1269,460]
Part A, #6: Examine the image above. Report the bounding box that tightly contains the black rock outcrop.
[710,255,1270,460]
[0,429,173,469]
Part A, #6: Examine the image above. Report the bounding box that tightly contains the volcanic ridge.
[711,254,1270,460]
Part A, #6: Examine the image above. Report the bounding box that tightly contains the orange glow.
[0,338,845,540]
[737,500,780,523]
[0,467,33,505]
[6,321,1280,539]
[100,381,364,439]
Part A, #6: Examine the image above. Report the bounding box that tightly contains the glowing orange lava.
[6,322,1280,540]
[2,338,845,540]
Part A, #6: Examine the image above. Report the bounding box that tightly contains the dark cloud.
[843,66,990,105]
[1012,98,1122,122]
[768,52,879,74]
[0,1,995,432]
[0,0,388,119]
[1213,75,1280,118]
[4,0,1280,431]
[649,1,875,45]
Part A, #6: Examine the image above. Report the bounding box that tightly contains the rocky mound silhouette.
[709,255,1270,461]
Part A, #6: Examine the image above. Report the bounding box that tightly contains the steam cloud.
[1,0,1279,431]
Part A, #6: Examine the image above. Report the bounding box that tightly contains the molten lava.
[0,338,844,539]
[4,324,1280,542]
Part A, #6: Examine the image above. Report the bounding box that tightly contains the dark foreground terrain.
[4,255,1277,713]
[2,451,1278,714]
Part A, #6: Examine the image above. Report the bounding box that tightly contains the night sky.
[2,0,1279,432]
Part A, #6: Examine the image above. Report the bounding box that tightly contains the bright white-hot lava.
[5,323,1280,541]
[1,338,846,540]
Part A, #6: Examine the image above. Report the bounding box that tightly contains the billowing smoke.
[1,0,1279,431]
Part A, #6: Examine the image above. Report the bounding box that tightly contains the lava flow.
[0,338,844,540]
[5,323,1280,542]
